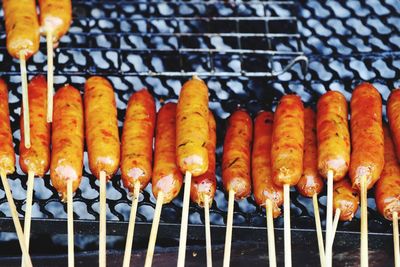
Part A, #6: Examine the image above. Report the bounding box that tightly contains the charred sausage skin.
[0,79,15,174]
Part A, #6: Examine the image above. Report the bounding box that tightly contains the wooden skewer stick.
[393,211,399,267]
[312,193,325,267]
[360,176,368,267]
[331,208,341,246]
[177,171,192,267]
[21,171,34,267]
[0,171,33,267]
[46,28,54,123]
[325,169,334,267]
[266,199,277,267]
[99,171,107,267]
[223,189,235,267]
[204,195,212,267]
[19,50,30,149]
[67,179,74,267]
[144,191,164,267]
[122,181,141,267]
[283,184,292,267]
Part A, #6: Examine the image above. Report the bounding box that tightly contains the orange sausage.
[333,178,359,221]
[20,76,50,177]
[0,79,15,174]
[375,125,400,221]
[271,95,305,186]
[191,110,217,207]
[153,103,183,204]
[50,85,84,202]
[317,91,350,181]
[252,111,283,218]
[84,77,120,180]
[349,83,384,190]
[387,89,400,161]
[38,0,72,43]
[222,109,252,200]
[121,89,156,192]
[297,108,324,197]
[176,77,209,176]
[3,0,40,59]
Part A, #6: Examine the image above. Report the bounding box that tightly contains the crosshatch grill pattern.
[0,0,398,241]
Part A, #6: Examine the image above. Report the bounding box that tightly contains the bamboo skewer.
[19,51,30,149]
[283,184,292,267]
[312,193,325,267]
[332,208,341,246]
[21,171,34,267]
[223,189,235,267]
[99,171,107,267]
[204,195,212,267]
[144,191,164,267]
[266,199,277,267]
[123,181,141,267]
[360,176,368,267]
[0,171,32,267]
[325,170,334,267]
[67,179,74,267]
[177,170,192,267]
[46,29,54,123]
[393,212,399,267]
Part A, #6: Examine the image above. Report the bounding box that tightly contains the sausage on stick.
[222,109,252,267]
[85,77,120,267]
[252,111,282,267]
[176,76,209,267]
[121,89,156,267]
[3,0,40,148]
[38,0,72,122]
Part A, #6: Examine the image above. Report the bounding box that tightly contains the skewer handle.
[177,171,192,267]
[325,170,334,267]
[21,171,35,267]
[122,182,141,267]
[312,193,325,267]
[144,191,164,267]
[0,171,33,267]
[99,171,107,267]
[46,29,54,123]
[266,199,277,267]
[393,212,399,267]
[360,176,368,267]
[283,184,291,267]
[204,195,212,267]
[67,179,74,267]
[19,51,30,149]
[223,190,235,267]
[332,208,341,247]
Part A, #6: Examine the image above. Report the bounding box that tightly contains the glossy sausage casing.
[222,109,252,200]
[349,83,384,190]
[3,0,40,59]
[50,85,84,202]
[191,110,217,207]
[271,95,305,186]
[333,178,359,221]
[252,111,283,218]
[297,108,324,197]
[387,89,400,161]
[176,77,209,176]
[121,89,156,192]
[0,79,15,174]
[375,125,400,221]
[153,103,183,204]
[38,0,72,43]
[20,76,50,176]
[317,91,350,181]
[84,77,120,180]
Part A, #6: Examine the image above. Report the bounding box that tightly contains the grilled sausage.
[375,125,400,221]
[153,103,183,204]
[333,178,359,221]
[121,89,156,192]
[50,85,84,202]
[271,95,305,186]
[84,76,120,180]
[349,83,384,190]
[176,77,209,176]
[297,108,324,197]
[38,0,72,43]
[191,110,217,207]
[20,76,50,176]
[222,109,252,200]
[3,0,40,59]
[387,89,400,161]
[252,111,283,218]
[317,91,350,181]
[0,79,15,174]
